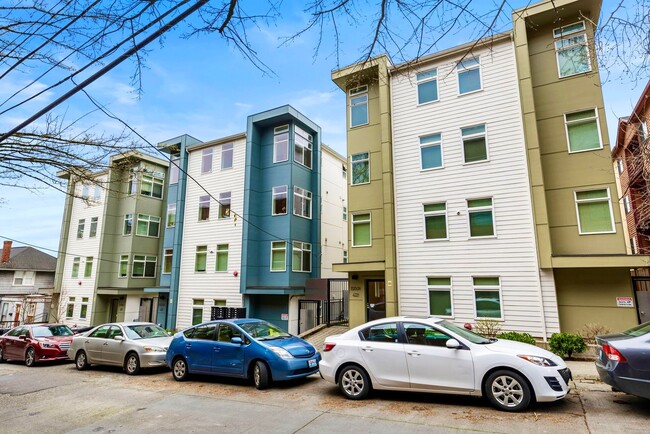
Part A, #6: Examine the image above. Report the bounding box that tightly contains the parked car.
[595,321,650,400]
[166,318,321,389]
[0,324,74,366]
[319,316,572,412]
[68,322,171,375]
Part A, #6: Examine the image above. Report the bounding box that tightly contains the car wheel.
[172,357,189,381]
[338,365,371,400]
[125,353,141,375]
[252,360,270,390]
[485,370,532,412]
[75,350,90,370]
[25,347,36,367]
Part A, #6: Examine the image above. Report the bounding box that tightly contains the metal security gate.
[298,300,320,334]
[325,279,348,326]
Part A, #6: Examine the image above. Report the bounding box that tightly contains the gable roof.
[0,246,57,271]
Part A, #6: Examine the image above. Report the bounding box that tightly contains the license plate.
[308,359,317,368]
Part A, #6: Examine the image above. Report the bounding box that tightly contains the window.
[167,203,176,228]
[89,217,98,238]
[468,198,495,237]
[343,206,347,221]
[219,192,231,218]
[457,57,481,94]
[71,257,80,278]
[77,219,85,239]
[352,213,371,247]
[462,124,488,163]
[216,244,228,272]
[274,125,289,163]
[631,237,638,254]
[293,186,312,219]
[163,249,173,274]
[201,148,213,174]
[292,241,311,273]
[119,255,129,277]
[294,126,313,169]
[404,322,452,347]
[66,298,75,318]
[222,143,234,169]
[195,245,207,272]
[132,255,156,278]
[420,133,443,170]
[617,159,625,175]
[214,299,226,307]
[342,164,347,179]
[424,203,447,240]
[417,68,438,104]
[170,156,180,184]
[428,277,453,317]
[13,271,35,286]
[80,297,88,319]
[554,21,591,78]
[271,241,286,272]
[349,85,368,127]
[84,256,93,278]
[127,174,137,195]
[81,184,90,200]
[640,118,648,141]
[192,299,204,325]
[136,214,160,237]
[473,277,501,319]
[140,173,164,199]
[343,250,348,263]
[565,109,602,152]
[351,152,370,185]
[272,186,288,215]
[360,322,398,343]
[93,185,101,201]
[624,196,631,214]
[123,214,133,235]
[199,195,210,221]
[575,189,615,234]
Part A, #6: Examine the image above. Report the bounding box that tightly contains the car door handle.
[361,346,374,352]
[407,351,421,357]
[84,340,89,343]
[185,344,192,349]
[103,342,109,346]
[214,347,220,352]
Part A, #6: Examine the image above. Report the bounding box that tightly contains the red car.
[0,324,74,366]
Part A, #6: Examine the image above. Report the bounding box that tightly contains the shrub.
[579,323,610,345]
[497,331,537,345]
[549,332,586,358]
[473,319,502,338]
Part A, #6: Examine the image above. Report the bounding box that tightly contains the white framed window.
[352,213,371,247]
[349,85,369,127]
[293,186,312,219]
[201,148,213,174]
[163,248,173,274]
[216,244,228,272]
[420,133,443,170]
[624,196,631,214]
[71,257,80,278]
[13,271,35,286]
[617,159,625,175]
[574,188,615,234]
[272,186,288,215]
[214,299,227,307]
[140,174,164,199]
[462,124,488,163]
[199,195,210,221]
[219,192,231,219]
[123,214,133,235]
[343,250,348,263]
[119,255,129,278]
[221,143,234,170]
[424,203,448,240]
[467,198,495,238]
[554,21,591,78]
[132,255,156,278]
[195,246,207,272]
[351,152,370,185]
[136,214,160,238]
[81,184,90,200]
[170,156,180,184]
[342,164,347,179]
[271,241,287,272]
[84,256,93,278]
[294,126,313,169]
[457,57,482,94]
[80,297,89,319]
[192,299,204,325]
[166,203,176,228]
[127,174,137,195]
[565,108,602,153]
[273,125,289,163]
[89,217,98,238]
[292,241,312,273]
[473,277,502,319]
[343,206,347,221]
[66,297,75,318]
[631,237,638,254]
[93,185,102,201]
[77,219,85,239]
[416,68,438,104]
[427,277,453,317]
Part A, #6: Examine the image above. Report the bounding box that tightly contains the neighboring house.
[55,151,169,327]
[0,241,57,327]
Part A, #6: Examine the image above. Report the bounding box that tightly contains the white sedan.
[319,317,571,412]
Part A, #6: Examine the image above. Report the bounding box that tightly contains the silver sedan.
[68,322,172,375]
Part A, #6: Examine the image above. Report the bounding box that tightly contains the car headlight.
[143,346,166,353]
[518,355,557,367]
[40,342,56,348]
[269,347,293,359]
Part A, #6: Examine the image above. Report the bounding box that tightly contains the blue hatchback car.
[166,318,321,389]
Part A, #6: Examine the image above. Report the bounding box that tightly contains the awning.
[144,286,170,293]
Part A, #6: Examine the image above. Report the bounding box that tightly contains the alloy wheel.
[491,375,525,408]
[341,368,365,397]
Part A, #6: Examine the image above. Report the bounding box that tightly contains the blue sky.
[0,0,647,255]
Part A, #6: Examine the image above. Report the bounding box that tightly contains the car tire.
[172,357,189,381]
[484,370,532,412]
[338,365,371,400]
[25,347,36,367]
[75,350,90,370]
[253,360,270,390]
[125,353,141,375]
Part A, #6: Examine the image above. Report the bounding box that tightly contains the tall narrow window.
[140,173,164,199]
[342,164,347,179]
[294,126,313,169]
[80,297,89,319]
[343,206,347,221]
[349,85,369,127]
[565,109,602,152]
[293,186,312,219]
[167,203,176,228]
[219,192,231,218]
[420,133,443,170]
[272,186,288,215]
[71,257,80,278]
[132,255,156,278]
[631,237,638,254]
[89,217,98,238]
[624,196,631,214]
[216,244,229,272]
[274,125,289,163]
[195,246,207,272]
[222,143,234,169]
[457,57,481,94]
[201,148,213,174]
[468,198,495,237]
[417,68,438,104]
[352,213,371,247]
[192,299,204,325]
[574,189,615,234]
[617,159,625,175]
[84,256,93,278]
[123,214,133,235]
[462,124,488,163]
[77,219,85,239]
[424,203,447,240]
[81,184,90,200]
[119,255,129,277]
[292,241,312,272]
[93,185,102,201]
[199,195,210,221]
[473,277,501,319]
[170,156,180,184]
[66,298,75,318]
[343,250,348,263]
[127,174,137,195]
[163,249,173,274]
[136,214,160,237]
[351,152,370,185]
[554,21,591,78]
[428,277,453,317]
[271,241,286,272]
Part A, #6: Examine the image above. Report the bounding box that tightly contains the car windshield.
[124,324,169,340]
[622,322,650,337]
[238,321,291,341]
[437,320,493,344]
[32,325,73,337]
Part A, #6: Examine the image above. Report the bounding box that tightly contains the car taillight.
[323,342,336,352]
[602,344,627,362]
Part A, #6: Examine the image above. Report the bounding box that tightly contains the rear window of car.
[623,322,650,337]
[359,323,399,343]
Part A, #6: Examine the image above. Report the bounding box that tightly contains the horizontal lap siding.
[392,41,557,337]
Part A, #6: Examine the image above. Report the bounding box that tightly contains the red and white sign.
[616,297,634,307]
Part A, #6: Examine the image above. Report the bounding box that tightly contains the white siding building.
[320,144,349,278]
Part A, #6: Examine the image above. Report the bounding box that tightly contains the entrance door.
[110,299,119,322]
[366,280,386,322]
[139,298,153,322]
[637,291,650,323]
[14,304,21,326]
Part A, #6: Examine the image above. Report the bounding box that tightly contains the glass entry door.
[366,280,386,321]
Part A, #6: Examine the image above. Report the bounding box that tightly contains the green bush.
[497,331,537,345]
[549,332,586,358]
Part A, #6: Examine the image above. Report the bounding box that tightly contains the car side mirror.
[446,338,462,349]
[114,335,125,341]
[231,337,243,345]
